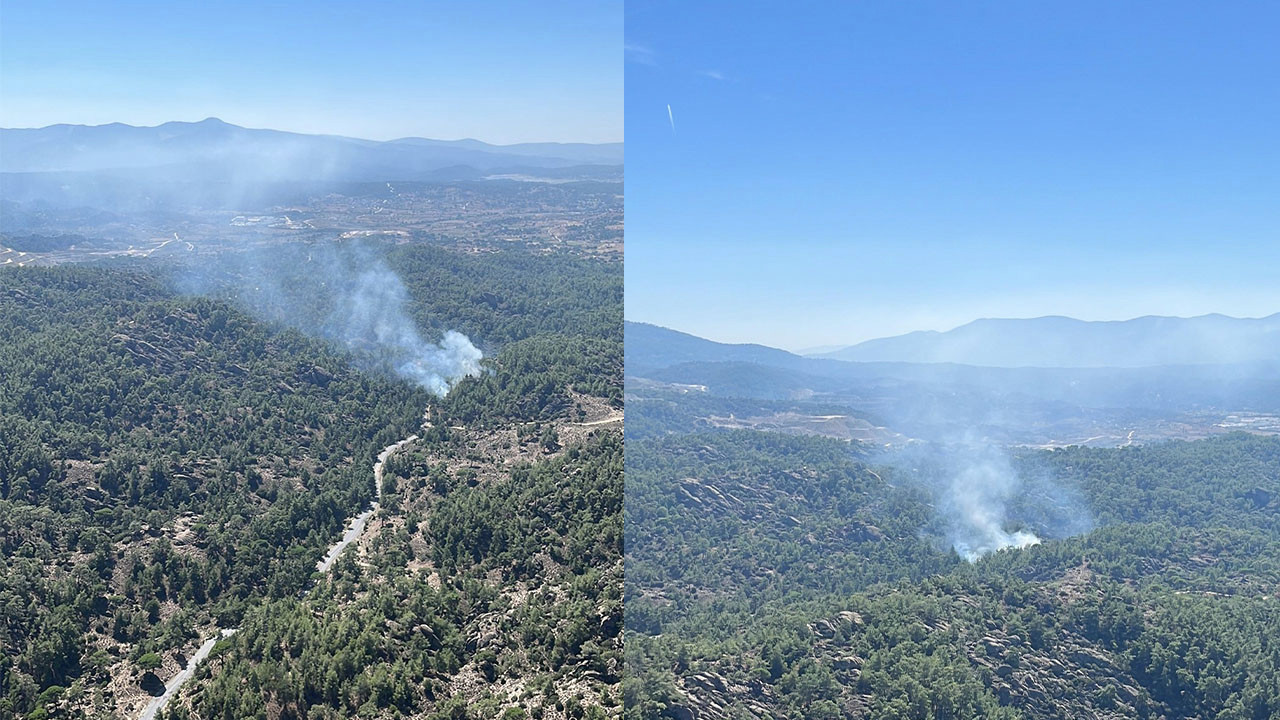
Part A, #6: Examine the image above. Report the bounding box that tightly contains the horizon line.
[0,116,624,147]
[629,310,1280,354]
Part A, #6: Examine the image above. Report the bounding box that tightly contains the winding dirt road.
[136,434,419,719]
[316,434,418,573]
[574,412,623,428]
[137,629,237,720]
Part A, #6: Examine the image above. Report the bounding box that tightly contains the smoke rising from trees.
[175,242,482,395]
[885,437,1094,561]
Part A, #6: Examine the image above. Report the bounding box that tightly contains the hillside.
[626,318,1280,718]
[624,323,801,376]
[3,235,622,719]
[625,427,1280,720]
[173,241,623,719]
[0,267,428,718]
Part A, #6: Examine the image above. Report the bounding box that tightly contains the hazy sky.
[0,0,621,144]
[626,1,1280,351]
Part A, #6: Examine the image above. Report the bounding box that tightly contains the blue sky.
[0,0,621,143]
[626,1,1280,350]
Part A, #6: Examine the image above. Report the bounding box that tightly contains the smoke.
[941,444,1041,561]
[320,259,483,394]
[175,242,482,395]
[886,436,1093,562]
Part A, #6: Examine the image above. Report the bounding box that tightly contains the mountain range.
[0,118,622,180]
[811,313,1280,368]
[626,322,800,375]
[627,319,1280,445]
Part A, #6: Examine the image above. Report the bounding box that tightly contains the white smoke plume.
[324,261,482,395]
[942,444,1042,561]
[887,437,1091,562]
[175,242,482,395]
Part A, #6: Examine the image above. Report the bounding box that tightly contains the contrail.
[667,104,676,134]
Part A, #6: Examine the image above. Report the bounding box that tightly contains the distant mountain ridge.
[0,118,622,177]
[626,320,1280,445]
[625,322,802,374]
[813,313,1280,368]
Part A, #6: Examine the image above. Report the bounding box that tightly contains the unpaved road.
[137,629,237,720]
[316,434,418,573]
[136,434,419,719]
[575,412,623,427]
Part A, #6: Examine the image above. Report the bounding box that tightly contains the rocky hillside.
[625,430,1280,719]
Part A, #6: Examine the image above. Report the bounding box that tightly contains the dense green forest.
[625,428,1280,720]
[184,432,622,720]
[0,267,427,718]
[1,238,622,719]
[386,244,622,348]
[439,334,622,427]
[177,241,620,719]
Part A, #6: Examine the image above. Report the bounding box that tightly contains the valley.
[626,322,1280,450]
[0,178,623,268]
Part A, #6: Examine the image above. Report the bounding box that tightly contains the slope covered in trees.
[625,428,1280,719]
[185,431,622,720]
[164,241,622,719]
[0,267,427,718]
[178,361,623,717]
[3,237,622,719]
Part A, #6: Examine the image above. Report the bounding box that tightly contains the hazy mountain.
[814,313,1280,368]
[625,321,802,374]
[0,118,622,177]
[385,136,622,165]
[628,321,1280,445]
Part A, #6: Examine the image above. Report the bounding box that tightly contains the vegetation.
[2,238,622,719]
[625,427,1280,719]
[190,433,621,720]
[387,244,622,348]
[440,335,622,428]
[0,267,426,718]
[177,242,621,718]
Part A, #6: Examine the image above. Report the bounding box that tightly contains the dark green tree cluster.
[387,243,621,347]
[438,334,622,427]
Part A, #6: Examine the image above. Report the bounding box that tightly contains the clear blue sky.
[0,0,621,143]
[626,1,1280,351]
